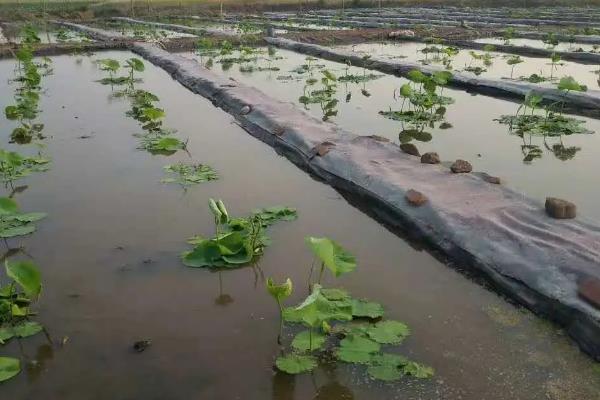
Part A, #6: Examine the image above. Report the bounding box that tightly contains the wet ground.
[1,50,600,399]
[182,45,600,222]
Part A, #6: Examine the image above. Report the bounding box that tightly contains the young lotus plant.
[266,277,293,344]
[124,57,145,87]
[506,55,524,79]
[0,258,44,383]
[182,203,297,269]
[97,58,121,84]
[273,237,433,382]
[305,236,356,285]
[495,88,593,162]
[0,197,46,240]
[549,52,562,80]
[208,198,229,241]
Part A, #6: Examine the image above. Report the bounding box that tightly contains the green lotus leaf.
[0,198,18,215]
[12,321,43,338]
[0,357,20,382]
[275,354,317,374]
[351,299,384,319]
[291,330,326,352]
[5,260,41,298]
[367,364,402,381]
[321,288,350,301]
[336,335,380,364]
[367,320,410,344]
[182,240,223,267]
[305,237,356,278]
[402,361,434,378]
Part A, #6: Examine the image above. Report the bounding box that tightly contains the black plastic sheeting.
[130,41,600,360]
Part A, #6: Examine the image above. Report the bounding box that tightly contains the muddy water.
[336,41,600,89]
[1,51,600,400]
[182,47,600,222]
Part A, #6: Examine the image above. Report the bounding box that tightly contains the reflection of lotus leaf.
[399,129,433,143]
[215,294,234,306]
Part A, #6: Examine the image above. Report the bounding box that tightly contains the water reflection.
[271,368,355,400]
[272,371,296,400]
[215,271,234,306]
[25,343,54,383]
[314,381,354,400]
[518,131,583,163]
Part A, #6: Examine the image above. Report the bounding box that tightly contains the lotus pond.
[0,44,600,399]
[183,44,600,221]
[336,41,600,88]
[88,20,197,40]
[0,24,94,45]
[474,37,600,53]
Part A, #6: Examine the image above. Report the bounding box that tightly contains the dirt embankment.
[282,25,492,44]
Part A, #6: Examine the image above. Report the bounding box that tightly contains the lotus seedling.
[549,52,562,80]
[125,57,145,86]
[266,277,293,344]
[208,198,229,242]
[506,55,523,79]
[305,236,356,286]
[0,258,45,383]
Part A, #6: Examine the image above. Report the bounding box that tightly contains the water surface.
[183,46,600,221]
[1,51,599,400]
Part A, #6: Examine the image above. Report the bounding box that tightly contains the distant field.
[1,0,600,5]
[0,0,599,19]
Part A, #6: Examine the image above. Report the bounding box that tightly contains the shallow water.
[89,21,196,39]
[2,27,94,44]
[183,46,600,222]
[475,37,600,53]
[336,41,600,89]
[1,50,600,399]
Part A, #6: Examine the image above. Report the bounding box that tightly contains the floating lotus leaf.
[293,285,353,327]
[0,357,20,382]
[336,335,380,364]
[275,354,317,374]
[321,288,350,301]
[367,364,402,381]
[351,299,384,319]
[291,330,326,352]
[402,361,434,378]
[367,320,410,344]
